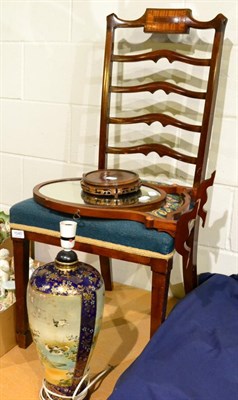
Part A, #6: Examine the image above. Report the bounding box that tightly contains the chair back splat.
[98,9,227,189]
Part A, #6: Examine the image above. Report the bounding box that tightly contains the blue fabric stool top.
[109,274,238,400]
[10,198,175,256]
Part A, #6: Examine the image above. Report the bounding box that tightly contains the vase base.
[39,365,112,400]
[39,382,89,400]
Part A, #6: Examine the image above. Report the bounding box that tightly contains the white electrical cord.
[39,366,112,400]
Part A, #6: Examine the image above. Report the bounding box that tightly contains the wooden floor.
[0,283,178,400]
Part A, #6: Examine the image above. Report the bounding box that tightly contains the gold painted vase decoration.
[27,221,105,400]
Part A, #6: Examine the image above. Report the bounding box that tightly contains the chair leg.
[183,221,200,294]
[150,258,172,337]
[99,255,113,290]
[12,237,32,348]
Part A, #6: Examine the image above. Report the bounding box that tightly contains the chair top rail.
[108,9,227,33]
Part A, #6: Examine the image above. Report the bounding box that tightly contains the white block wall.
[0,0,237,290]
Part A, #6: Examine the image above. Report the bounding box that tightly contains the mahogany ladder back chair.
[10,9,227,349]
[97,8,227,298]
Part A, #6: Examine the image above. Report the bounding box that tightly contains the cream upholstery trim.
[10,223,174,260]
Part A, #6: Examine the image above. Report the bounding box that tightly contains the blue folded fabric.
[10,198,175,254]
[109,274,238,400]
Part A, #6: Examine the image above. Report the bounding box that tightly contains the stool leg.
[150,258,172,337]
[99,255,113,290]
[13,237,32,348]
[183,221,199,294]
